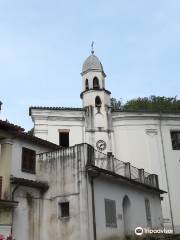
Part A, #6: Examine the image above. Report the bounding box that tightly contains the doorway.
[122,195,131,236]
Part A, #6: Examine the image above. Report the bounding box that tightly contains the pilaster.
[0,139,13,199]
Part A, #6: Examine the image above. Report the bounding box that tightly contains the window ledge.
[21,169,36,174]
[59,216,70,222]
[106,224,117,228]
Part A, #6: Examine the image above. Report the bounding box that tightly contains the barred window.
[21,147,36,174]
[104,199,117,228]
[171,131,180,150]
[145,199,152,227]
[59,202,69,218]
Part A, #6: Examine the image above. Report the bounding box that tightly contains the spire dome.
[81,50,106,77]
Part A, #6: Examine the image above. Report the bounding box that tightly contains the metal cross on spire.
[91,41,94,54]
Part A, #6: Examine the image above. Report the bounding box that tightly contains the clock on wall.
[96,140,106,151]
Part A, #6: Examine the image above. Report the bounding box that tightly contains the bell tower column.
[80,49,113,153]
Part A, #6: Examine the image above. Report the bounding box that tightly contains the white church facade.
[30,50,180,234]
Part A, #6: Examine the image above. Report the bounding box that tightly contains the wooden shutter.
[22,147,36,173]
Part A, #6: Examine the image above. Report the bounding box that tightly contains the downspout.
[90,176,97,240]
[159,112,175,233]
[86,145,98,240]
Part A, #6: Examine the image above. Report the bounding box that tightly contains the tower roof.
[81,53,106,76]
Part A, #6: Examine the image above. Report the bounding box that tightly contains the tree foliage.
[27,128,34,135]
[111,96,180,112]
[111,98,122,110]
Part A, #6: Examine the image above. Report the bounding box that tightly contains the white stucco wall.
[31,109,84,146]
[83,90,111,108]
[13,186,41,240]
[35,144,164,240]
[6,138,57,240]
[35,144,91,240]
[112,112,180,233]
[82,71,105,90]
[30,107,180,233]
[11,139,52,180]
[94,176,163,240]
[160,123,180,233]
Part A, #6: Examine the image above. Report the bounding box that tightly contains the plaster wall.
[82,71,105,90]
[112,112,180,232]
[13,186,41,240]
[36,144,164,240]
[0,136,54,239]
[31,109,84,146]
[0,141,12,199]
[83,90,111,108]
[11,139,51,180]
[36,144,91,240]
[94,176,163,240]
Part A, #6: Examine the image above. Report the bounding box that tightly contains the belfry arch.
[85,79,89,90]
[93,77,100,89]
[95,96,102,107]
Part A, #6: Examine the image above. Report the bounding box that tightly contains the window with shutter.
[21,147,36,174]
[104,199,117,228]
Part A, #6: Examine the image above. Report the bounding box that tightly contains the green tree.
[111,98,122,110]
[111,96,180,112]
[27,128,34,135]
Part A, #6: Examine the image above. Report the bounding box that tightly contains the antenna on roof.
[91,41,94,54]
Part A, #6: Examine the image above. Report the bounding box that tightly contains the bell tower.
[80,46,113,153]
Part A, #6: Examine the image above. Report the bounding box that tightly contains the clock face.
[96,140,106,151]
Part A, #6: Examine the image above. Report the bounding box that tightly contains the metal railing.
[37,144,159,189]
[88,146,159,189]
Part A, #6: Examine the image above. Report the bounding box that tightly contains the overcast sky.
[0,0,180,130]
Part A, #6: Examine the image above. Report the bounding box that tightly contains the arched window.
[93,77,100,89]
[85,79,89,90]
[95,96,102,107]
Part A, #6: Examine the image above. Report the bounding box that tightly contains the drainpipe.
[90,176,97,240]
[87,164,99,240]
[159,112,175,233]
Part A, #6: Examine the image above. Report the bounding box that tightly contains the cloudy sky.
[0,0,180,130]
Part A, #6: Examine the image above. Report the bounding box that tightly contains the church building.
[30,49,180,234]
[1,49,176,240]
